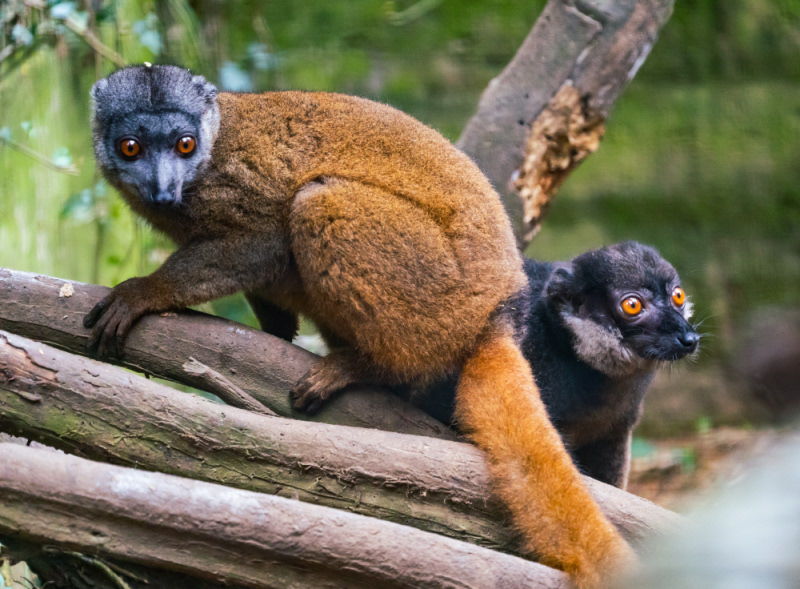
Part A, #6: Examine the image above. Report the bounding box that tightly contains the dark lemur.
[417,241,699,489]
[86,64,633,588]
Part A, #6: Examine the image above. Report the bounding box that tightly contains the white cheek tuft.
[560,311,652,377]
[683,299,694,320]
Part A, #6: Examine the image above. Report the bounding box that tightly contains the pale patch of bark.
[514,84,605,240]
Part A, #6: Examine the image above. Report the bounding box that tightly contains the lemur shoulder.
[87,64,634,588]
[418,241,699,489]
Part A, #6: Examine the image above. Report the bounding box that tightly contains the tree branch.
[0,443,567,589]
[0,330,681,555]
[0,267,456,440]
[457,0,674,243]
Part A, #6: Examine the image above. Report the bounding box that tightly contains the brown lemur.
[416,241,700,489]
[87,64,633,587]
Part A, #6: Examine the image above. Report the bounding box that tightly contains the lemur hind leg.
[288,177,493,383]
[572,430,633,490]
[244,291,299,342]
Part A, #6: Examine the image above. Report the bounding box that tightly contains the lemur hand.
[84,277,153,358]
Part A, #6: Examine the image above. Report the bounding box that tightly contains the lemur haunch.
[417,241,699,489]
[87,65,633,587]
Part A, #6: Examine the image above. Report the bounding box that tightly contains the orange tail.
[455,324,635,589]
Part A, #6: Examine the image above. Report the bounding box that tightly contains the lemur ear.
[90,78,109,100]
[192,74,218,104]
[89,78,109,114]
[546,265,578,308]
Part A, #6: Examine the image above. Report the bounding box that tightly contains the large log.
[0,267,455,439]
[0,443,567,589]
[457,0,674,243]
[0,330,681,555]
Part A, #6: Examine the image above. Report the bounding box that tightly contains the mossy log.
[0,330,681,556]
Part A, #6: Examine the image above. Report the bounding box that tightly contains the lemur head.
[546,241,699,377]
[90,64,220,206]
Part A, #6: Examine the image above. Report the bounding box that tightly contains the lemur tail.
[454,323,636,589]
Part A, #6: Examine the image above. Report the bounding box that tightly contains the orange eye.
[672,286,686,307]
[119,138,141,159]
[176,135,196,156]
[620,296,643,317]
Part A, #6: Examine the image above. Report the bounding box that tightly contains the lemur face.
[89,65,220,207]
[547,241,699,376]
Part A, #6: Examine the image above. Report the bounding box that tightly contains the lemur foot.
[291,351,365,415]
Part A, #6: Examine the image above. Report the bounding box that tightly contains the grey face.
[90,65,220,207]
[548,241,699,376]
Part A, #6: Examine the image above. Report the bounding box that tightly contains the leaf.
[134,14,163,55]
[139,30,163,55]
[11,24,34,46]
[50,2,76,20]
[247,43,278,71]
[52,146,73,169]
[60,189,95,222]
[219,61,253,92]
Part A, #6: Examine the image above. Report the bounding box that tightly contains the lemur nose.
[153,190,175,204]
[677,331,699,351]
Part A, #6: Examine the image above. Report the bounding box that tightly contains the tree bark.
[457,0,674,243]
[0,330,681,556]
[0,267,456,440]
[0,443,568,589]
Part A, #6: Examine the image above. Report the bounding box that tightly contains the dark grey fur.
[418,241,699,488]
[90,65,220,206]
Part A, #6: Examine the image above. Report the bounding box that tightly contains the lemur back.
[87,65,635,587]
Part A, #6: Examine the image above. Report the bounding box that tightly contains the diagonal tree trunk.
[0,266,455,439]
[458,0,674,243]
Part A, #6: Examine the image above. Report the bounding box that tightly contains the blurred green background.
[1,0,798,436]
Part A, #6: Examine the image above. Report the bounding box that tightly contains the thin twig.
[0,136,80,176]
[65,552,132,589]
[0,43,19,64]
[0,41,40,83]
[64,15,125,67]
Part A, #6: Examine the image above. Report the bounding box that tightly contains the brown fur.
[88,87,632,586]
